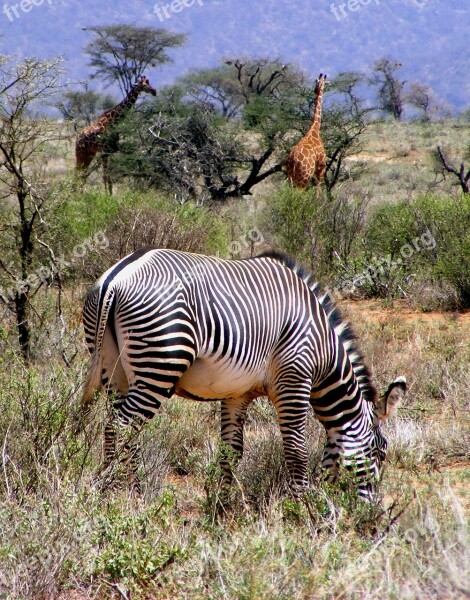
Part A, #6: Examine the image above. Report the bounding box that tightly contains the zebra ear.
[375,376,407,421]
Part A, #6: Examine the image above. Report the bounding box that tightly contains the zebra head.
[365,376,407,497]
[321,375,407,501]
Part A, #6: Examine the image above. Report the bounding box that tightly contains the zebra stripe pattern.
[82,248,406,499]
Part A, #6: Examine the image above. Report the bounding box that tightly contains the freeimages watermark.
[2,0,52,22]
[153,0,203,23]
[331,0,429,20]
[330,0,380,21]
[221,227,264,258]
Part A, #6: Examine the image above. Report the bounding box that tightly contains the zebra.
[81,248,406,500]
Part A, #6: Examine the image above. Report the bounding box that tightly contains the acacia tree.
[321,71,373,194]
[182,65,243,119]
[183,58,306,119]
[405,82,445,122]
[83,24,186,95]
[112,92,285,202]
[0,55,67,361]
[109,58,310,201]
[371,57,406,120]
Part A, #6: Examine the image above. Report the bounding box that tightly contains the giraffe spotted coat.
[286,74,327,189]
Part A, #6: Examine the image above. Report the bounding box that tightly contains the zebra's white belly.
[176,356,263,400]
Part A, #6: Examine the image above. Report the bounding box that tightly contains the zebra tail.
[81,284,116,410]
[81,351,103,409]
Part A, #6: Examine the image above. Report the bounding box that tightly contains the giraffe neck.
[306,85,324,139]
[99,86,141,128]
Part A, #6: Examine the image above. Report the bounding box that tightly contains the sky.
[0,0,469,110]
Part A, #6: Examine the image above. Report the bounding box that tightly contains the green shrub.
[0,357,92,493]
[356,194,470,307]
[265,184,368,278]
[52,189,231,283]
[421,194,470,307]
[266,188,470,308]
[92,493,185,594]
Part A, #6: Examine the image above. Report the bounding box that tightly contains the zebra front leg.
[219,397,251,502]
[272,391,311,498]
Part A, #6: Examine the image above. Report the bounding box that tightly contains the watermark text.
[154,0,203,22]
[2,0,52,22]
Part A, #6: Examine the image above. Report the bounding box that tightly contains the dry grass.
[340,119,470,206]
[0,301,469,599]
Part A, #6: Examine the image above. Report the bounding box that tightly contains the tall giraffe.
[286,73,328,189]
[75,76,157,193]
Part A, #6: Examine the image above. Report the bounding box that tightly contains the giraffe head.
[134,76,157,97]
[314,73,328,96]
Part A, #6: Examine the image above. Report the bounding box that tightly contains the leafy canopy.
[83,24,187,94]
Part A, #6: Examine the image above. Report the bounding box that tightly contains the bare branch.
[437,146,470,194]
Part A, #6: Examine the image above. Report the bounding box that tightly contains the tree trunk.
[17,186,33,362]
[14,291,31,362]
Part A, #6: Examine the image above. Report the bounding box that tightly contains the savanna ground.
[0,119,469,599]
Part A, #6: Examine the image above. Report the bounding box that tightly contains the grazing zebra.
[82,248,406,500]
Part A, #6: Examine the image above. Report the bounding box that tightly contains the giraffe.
[286,73,328,190]
[75,76,157,194]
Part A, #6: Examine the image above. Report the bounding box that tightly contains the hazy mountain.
[1,0,468,110]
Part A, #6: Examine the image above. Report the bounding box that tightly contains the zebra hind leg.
[216,397,252,507]
[96,400,144,495]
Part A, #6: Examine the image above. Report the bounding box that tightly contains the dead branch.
[437,146,470,194]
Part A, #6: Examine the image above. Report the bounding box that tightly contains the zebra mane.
[257,251,378,404]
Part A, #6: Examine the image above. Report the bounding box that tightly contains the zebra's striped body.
[82,248,405,499]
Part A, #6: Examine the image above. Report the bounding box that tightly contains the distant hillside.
[1,0,469,110]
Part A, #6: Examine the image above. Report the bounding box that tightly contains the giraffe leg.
[102,154,113,196]
[314,159,326,186]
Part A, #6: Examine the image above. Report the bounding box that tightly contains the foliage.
[83,24,187,95]
[321,72,372,193]
[0,356,89,494]
[351,194,470,307]
[92,494,185,594]
[413,194,470,307]
[267,186,470,308]
[109,82,285,202]
[1,46,469,598]
[57,85,116,128]
[265,184,368,279]
[47,189,230,284]
[0,319,468,598]
[183,58,307,120]
[405,81,446,122]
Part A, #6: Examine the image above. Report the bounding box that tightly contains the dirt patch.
[348,148,429,165]
[339,298,470,327]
